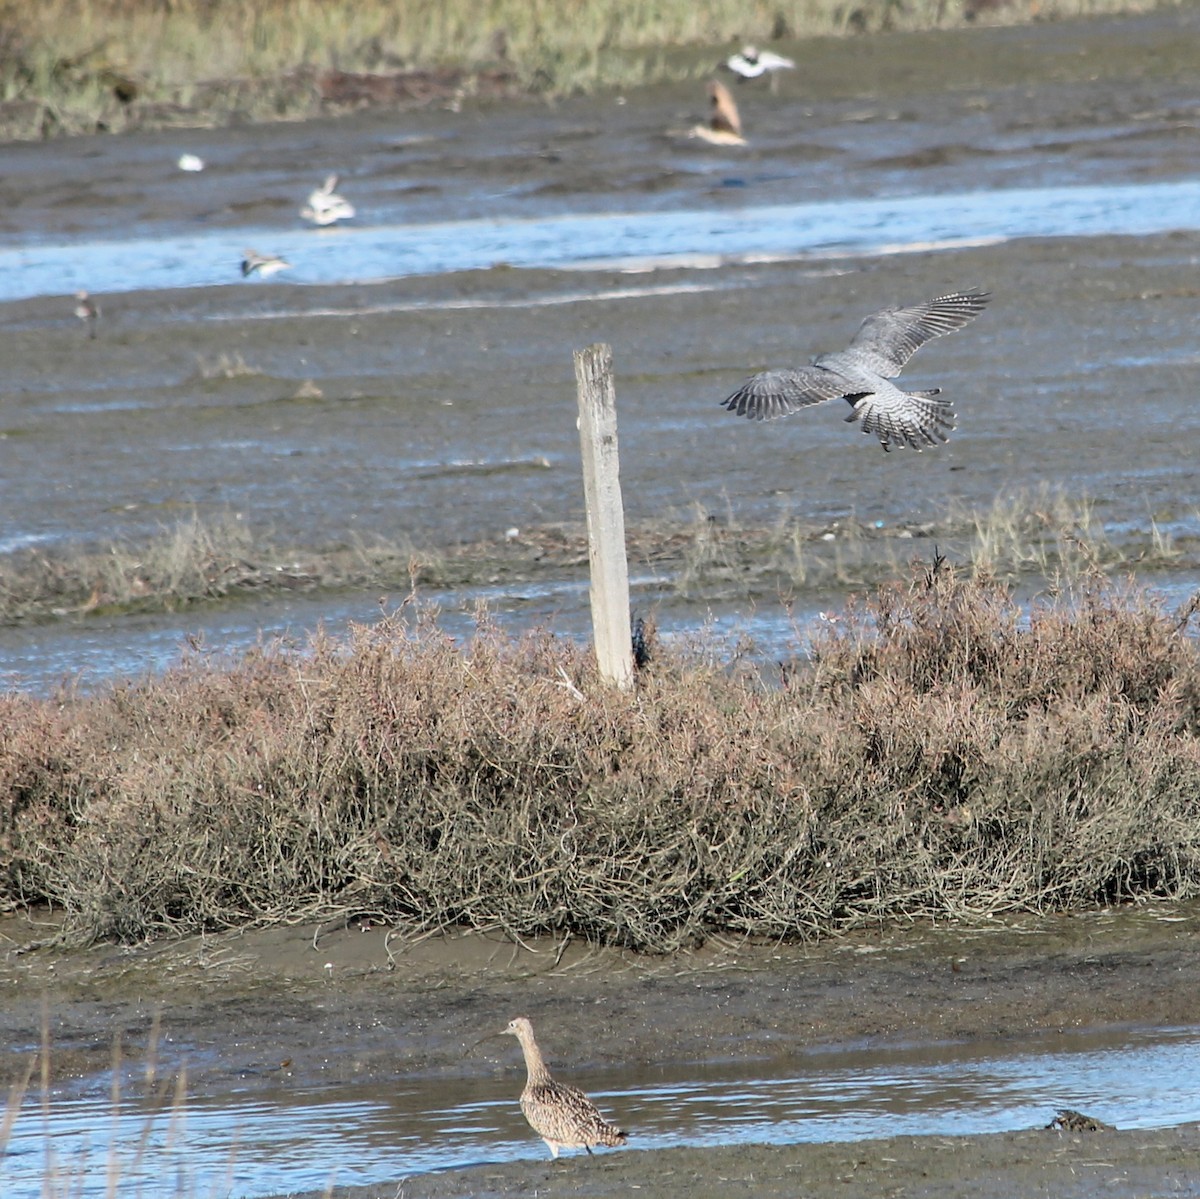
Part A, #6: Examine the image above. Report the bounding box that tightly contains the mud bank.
[5,902,1200,1099]
[5,903,1200,1195]
[311,1122,1200,1199]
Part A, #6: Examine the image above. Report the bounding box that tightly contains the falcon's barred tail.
[846,390,956,452]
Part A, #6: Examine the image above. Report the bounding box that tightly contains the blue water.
[2,1025,1198,1198]
[6,177,1200,303]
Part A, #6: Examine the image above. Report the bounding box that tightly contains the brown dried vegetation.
[3,563,1200,950]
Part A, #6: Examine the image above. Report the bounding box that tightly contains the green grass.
[0,0,1184,135]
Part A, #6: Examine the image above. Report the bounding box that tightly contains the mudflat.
[5,8,1200,1196]
[5,901,1200,1195]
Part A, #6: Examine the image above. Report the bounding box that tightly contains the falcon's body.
[722,290,990,450]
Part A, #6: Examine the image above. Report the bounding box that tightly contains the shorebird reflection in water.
[301,173,356,226]
[721,290,991,451]
[240,249,292,278]
[74,291,99,338]
[503,1017,628,1159]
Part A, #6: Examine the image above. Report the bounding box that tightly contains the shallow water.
[4,570,1200,697]
[3,1025,1198,1198]
[7,177,1200,303]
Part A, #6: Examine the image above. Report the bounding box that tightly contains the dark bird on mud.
[503,1016,628,1159]
[74,290,100,339]
[721,290,990,451]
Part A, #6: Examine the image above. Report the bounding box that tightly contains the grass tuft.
[0,490,1194,626]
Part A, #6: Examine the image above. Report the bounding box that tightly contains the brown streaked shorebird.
[74,290,100,339]
[688,80,747,146]
[503,1016,628,1159]
[721,290,990,451]
[1046,1108,1116,1132]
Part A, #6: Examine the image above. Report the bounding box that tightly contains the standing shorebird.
[240,249,292,278]
[74,290,100,339]
[301,173,356,226]
[721,290,991,451]
[687,80,747,146]
[503,1017,628,1159]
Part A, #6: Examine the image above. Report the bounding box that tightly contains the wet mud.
[3,11,1200,583]
[368,1123,1200,1199]
[5,10,1200,1195]
[5,903,1200,1195]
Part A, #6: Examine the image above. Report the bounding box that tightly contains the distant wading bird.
[74,290,99,339]
[688,80,747,146]
[503,1017,628,1159]
[301,174,356,226]
[241,249,292,278]
[721,290,991,451]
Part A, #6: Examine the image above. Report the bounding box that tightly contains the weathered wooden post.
[573,343,634,691]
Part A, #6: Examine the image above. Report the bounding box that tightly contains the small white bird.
[301,173,356,226]
[721,291,991,451]
[240,249,292,278]
[177,153,205,172]
[74,290,100,338]
[725,45,796,81]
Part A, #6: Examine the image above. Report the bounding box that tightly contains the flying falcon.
[721,290,990,451]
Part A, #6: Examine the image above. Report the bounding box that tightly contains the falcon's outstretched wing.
[842,290,990,379]
[721,365,854,421]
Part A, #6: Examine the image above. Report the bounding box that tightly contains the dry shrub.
[4,566,1200,949]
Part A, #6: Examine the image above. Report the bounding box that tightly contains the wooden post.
[573,343,634,691]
